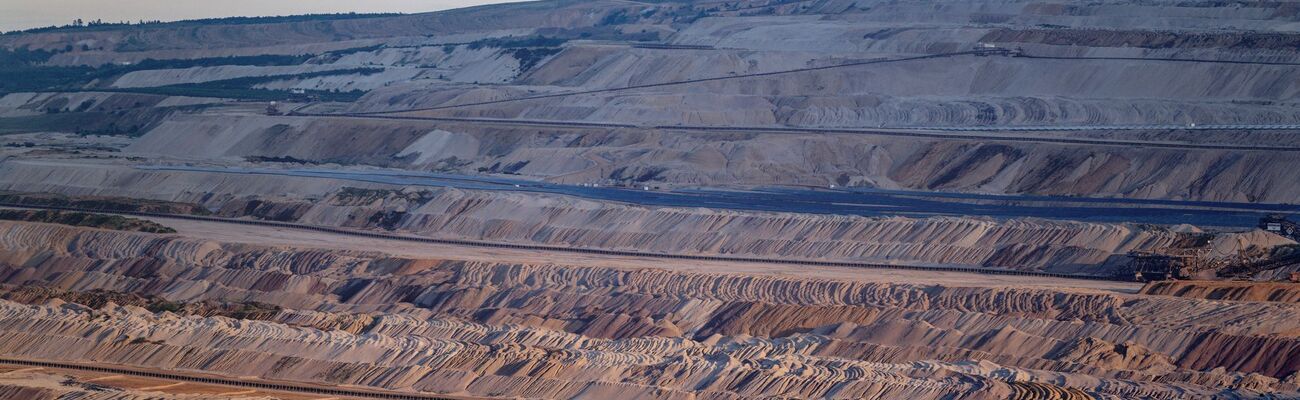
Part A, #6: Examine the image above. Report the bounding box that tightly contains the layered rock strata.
[0,221,1296,398]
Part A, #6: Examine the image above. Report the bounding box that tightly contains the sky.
[0,0,520,32]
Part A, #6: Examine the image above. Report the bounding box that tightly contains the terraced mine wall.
[298,188,1195,274]
[3,0,1300,398]
[0,161,1229,274]
[7,0,1300,204]
[1141,280,1300,303]
[0,209,175,233]
[5,156,1291,276]
[0,221,1296,398]
[123,114,1300,203]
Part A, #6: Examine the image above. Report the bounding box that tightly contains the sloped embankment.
[0,157,1280,275]
[0,221,1296,398]
[0,209,175,233]
[122,114,1300,203]
[1141,280,1300,303]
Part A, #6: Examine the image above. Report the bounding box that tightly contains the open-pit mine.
[1,0,1299,399]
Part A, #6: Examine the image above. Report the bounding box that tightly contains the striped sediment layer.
[1141,280,1300,303]
[0,221,1296,398]
[4,159,1266,274]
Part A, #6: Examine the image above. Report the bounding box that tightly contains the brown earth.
[0,221,1295,398]
[2,1,1299,398]
[1141,280,1300,303]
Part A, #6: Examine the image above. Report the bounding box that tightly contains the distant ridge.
[3,12,404,36]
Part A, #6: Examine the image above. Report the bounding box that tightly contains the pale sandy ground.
[134,214,1143,294]
[0,362,465,399]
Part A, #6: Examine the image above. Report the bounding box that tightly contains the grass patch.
[0,209,176,233]
[245,155,321,164]
[0,109,173,136]
[0,47,382,102]
[0,113,109,135]
[112,68,381,101]
[512,47,564,73]
[0,286,282,323]
[465,35,570,50]
[0,191,211,215]
[0,103,202,136]
[333,187,436,206]
[1,53,313,93]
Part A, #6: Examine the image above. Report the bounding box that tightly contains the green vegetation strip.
[118,67,379,101]
[3,13,402,36]
[0,209,176,233]
[1,46,381,101]
[1,51,311,91]
[0,287,280,320]
[0,192,210,215]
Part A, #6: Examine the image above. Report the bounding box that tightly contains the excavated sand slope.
[297,187,1195,273]
[1142,281,1300,303]
[2,160,1266,274]
[422,52,1300,127]
[7,0,1300,204]
[3,1,1300,398]
[0,365,280,400]
[0,221,1297,399]
[121,115,1300,203]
